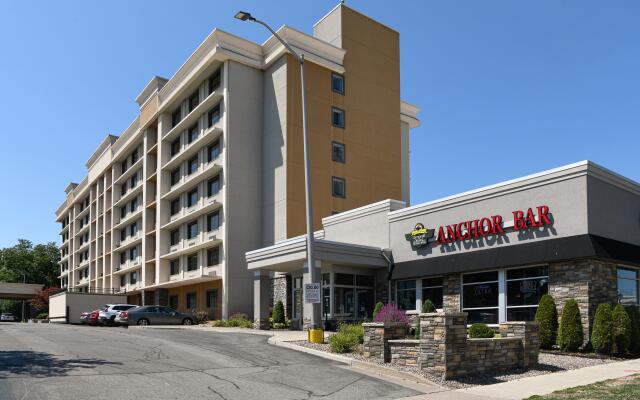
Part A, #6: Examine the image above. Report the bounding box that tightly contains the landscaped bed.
[291,340,621,389]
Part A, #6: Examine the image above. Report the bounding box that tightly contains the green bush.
[338,323,364,344]
[557,298,584,352]
[535,294,559,349]
[212,313,253,329]
[421,299,436,313]
[36,312,48,320]
[212,319,228,327]
[328,331,360,353]
[272,300,285,325]
[612,304,632,355]
[191,310,208,325]
[372,302,384,319]
[624,305,640,355]
[469,323,495,338]
[592,303,614,354]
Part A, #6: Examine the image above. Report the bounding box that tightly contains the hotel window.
[129,222,138,237]
[187,221,198,239]
[206,289,217,309]
[129,246,138,261]
[187,254,198,271]
[120,206,126,219]
[130,271,138,284]
[506,266,548,321]
[331,107,345,128]
[207,247,219,266]
[422,277,444,310]
[208,140,220,162]
[171,108,182,127]
[207,211,220,231]
[462,271,499,324]
[332,141,345,163]
[120,229,126,242]
[120,252,126,265]
[170,260,179,275]
[187,189,198,208]
[207,176,220,197]
[397,280,416,311]
[120,274,126,287]
[208,104,221,128]
[332,177,346,198]
[131,148,139,164]
[188,90,199,113]
[170,168,180,186]
[130,197,138,213]
[188,155,198,175]
[187,124,199,144]
[171,137,181,157]
[121,182,128,196]
[121,160,128,175]
[169,295,179,309]
[208,70,220,94]
[168,201,180,218]
[130,172,139,188]
[170,229,179,246]
[618,267,639,305]
[331,73,344,94]
[186,292,197,309]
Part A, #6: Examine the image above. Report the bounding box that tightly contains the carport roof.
[246,237,387,272]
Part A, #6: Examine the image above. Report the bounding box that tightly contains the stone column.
[499,321,540,367]
[419,312,468,378]
[254,271,271,329]
[363,322,385,360]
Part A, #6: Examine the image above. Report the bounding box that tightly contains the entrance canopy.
[0,282,43,300]
[246,236,387,272]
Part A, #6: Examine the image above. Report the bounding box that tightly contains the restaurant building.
[248,161,640,337]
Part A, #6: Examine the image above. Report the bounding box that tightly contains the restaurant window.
[169,295,179,309]
[422,277,443,310]
[331,107,345,128]
[208,104,221,128]
[208,176,220,197]
[186,292,197,309]
[334,273,374,319]
[332,141,345,163]
[462,271,499,324]
[208,139,220,162]
[187,254,198,271]
[187,189,198,207]
[332,177,346,198]
[397,280,416,311]
[207,211,220,231]
[618,267,639,305]
[331,73,344,94]
[170,229,179,246]
[206,289,218,309]
[170,260,179,275]
[207,247,220,266]
[187,124,199,144]
[188,155,198,175]
[188,90,199,113]
[170,168,180,186]
[170,198,180,215]
[171,108,182,127]
[187,221,198,239]
[506,266,549,321]
[171,137,181,157]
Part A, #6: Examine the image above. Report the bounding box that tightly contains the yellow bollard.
[308,328,324,343]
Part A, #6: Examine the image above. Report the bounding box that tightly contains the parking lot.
[0,323,419,400]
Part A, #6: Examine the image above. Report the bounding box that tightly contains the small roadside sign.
[304,283,321,304]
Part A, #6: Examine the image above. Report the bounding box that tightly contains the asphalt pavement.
[0,323,420,400]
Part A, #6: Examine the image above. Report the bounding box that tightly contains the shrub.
[535,294,559,349]
[591,303,614,354]
[372,302,384,319]
[272,301,285,325]
[212,320,228,327]
[557,299,584,352]
[191,310,208,325]
[229,313,249,321]
[373,303,409,325]
[338,323,364,344]
[469,323,495,338]
[421,299,436,313]
[212,313,253,328]
[612,304,632,355]
[36,312,48,320]
[328,331,360,353]
[624,305,640,355]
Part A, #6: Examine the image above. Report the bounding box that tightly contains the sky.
[0,0,638,248]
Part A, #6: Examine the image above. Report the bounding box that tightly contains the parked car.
[79,310,100,326]
[115,306,193,326]
[1,313,16,322]
[98,304,137,326]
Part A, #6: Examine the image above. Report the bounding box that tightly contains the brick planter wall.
[363,322,408,362]
[388,340,420,366]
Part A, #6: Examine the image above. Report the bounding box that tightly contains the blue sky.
[0,0,638,247]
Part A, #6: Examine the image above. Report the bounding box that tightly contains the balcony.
[113,257,142,275]
[116,282,142,294]
[76,222,90,237]
[161,228,222,260]
[161,161,223,201]
[161,195,222,232]
[75,206,90,222]
[115,231,142,251]
[76,277,89,287]
[113,207,143,231]
[59,224,70,235]
[162,89,223,143]
[162,124,222,172]
[113,181,143,209]
[113,158,144,187]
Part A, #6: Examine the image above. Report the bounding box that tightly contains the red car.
[79,310,100,326]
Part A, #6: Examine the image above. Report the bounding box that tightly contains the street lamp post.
[235,11,322,339]
[21,272,26,322]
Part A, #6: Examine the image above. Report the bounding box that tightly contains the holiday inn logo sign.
[406,205,553,248]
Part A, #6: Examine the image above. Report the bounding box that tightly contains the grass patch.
[525,374,640,400]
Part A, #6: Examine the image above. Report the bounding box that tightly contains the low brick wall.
[388,339,419,366]
[465,338,523,374]
[363,322,408,362]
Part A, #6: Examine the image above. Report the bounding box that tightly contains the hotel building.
[54,4,421,320]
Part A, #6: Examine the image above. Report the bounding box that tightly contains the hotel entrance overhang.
[247,161,640,336]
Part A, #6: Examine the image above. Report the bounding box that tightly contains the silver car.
[115,306,193,326]
[98,304,137,326]
[1,313,16,322]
